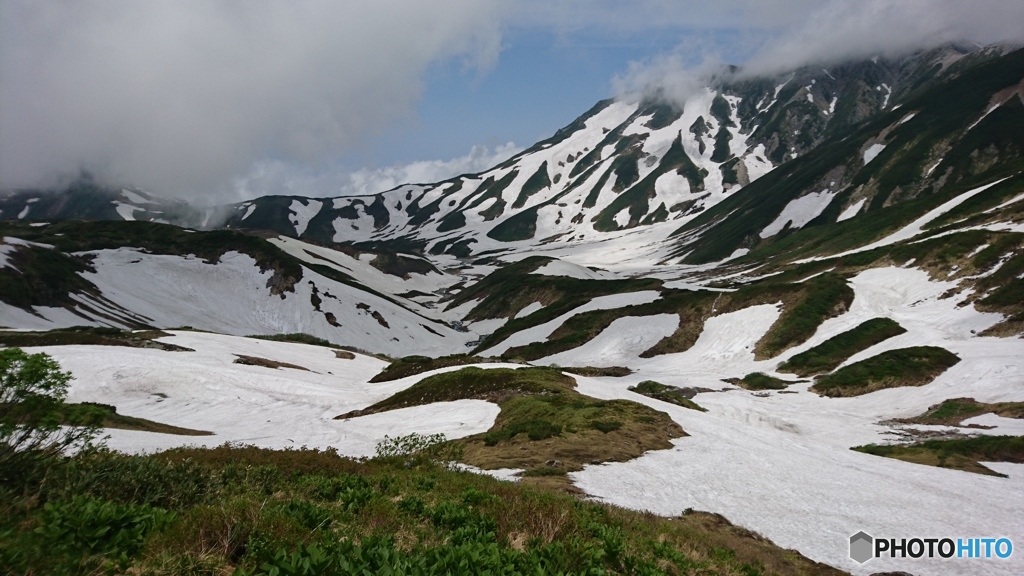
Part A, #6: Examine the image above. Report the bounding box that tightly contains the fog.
[0,0,501,200]
[613,0,1024,106]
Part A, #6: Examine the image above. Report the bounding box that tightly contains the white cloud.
[231,142,521,200]
[0,0,502,199]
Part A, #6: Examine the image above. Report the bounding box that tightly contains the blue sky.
[2,1,1022,201]
[377,27,692,165]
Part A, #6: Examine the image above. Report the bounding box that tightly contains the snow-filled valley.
[3,43,1024,576]
[13,260,1021,575]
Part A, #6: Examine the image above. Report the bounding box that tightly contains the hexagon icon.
[850,531,874,563]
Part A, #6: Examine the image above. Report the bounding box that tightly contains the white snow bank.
[39,332,501,456]
[288,199,323,237]
[539,314,678,366]
[121,189,155,205]
[531,259,616,280]
[760,191,836,238]
[514,301,545,319]
[863,143,886,164]
[480,291,661,357]
[837,198,866,222]
[797,177,1011,263]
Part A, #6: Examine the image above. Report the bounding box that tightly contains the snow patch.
[114,202,142,221]
[480,291,662,357]
[532,259,615,280]
[288,199,323,237]
[515,301,545,319]
[863,143,886,165]
[540,314,679,366]
[121,189,155,204]
[760,191,836,238]
[837,198,866,222]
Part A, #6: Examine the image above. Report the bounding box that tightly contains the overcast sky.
[2,1,1022,202]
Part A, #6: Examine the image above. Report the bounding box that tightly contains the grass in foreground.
[0,445,845,575]
[893,397,1024,426]
[853,435,1024,476]
[725,373,795,391]
[339,367,684,475]
[629,380,706,412]
[811,346,960,397]
[777,318,906,377]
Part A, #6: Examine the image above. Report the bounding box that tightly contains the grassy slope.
[778,318,906,376]
[894,397,1024,426]
[338,367,683,474]
[853,436,1024,477]
[0,327,193,352]
[628,381,706,411]
[62,403,213,436]
[811,346,960,397]
[725,373,795,391]
[1,446,845,575]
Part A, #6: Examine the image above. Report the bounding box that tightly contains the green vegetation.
[747,274,853,359]
[1,444,842,575]
[812,346,960,397]
[0,326,193,352]
[674,49,1024,265]
[1,349,101,488]
[560,365,633,377]
[340,367,684,474]
[247,332,339,348]
[629,381,706,411]
[369,354,502,383]
[62,403,212,436]
[853,435,1024,476]
[894,397,1024,426]
[778,318,907,376]
[726,373,795,391]
[511,161,551,209]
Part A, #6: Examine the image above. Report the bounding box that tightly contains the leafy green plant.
[374,432,464,470]
[35,496,175,559]
[1,348,101,487]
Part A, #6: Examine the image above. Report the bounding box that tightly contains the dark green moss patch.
[812,346,960,397]
[894,397,1024,426]
[778,317,906,376]
[368,354,502,383]
[0,327,192,352]
[853,435,1024,476]
[62,403,213,436]
[629,380,706,411]
[725,373,794,391]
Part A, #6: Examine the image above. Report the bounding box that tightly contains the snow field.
[40,332,508,457]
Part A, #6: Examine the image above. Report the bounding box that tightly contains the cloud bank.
[3,1,1022,201]
[613,0,1024,104]
[233,142,521,200]
[0,0,501,199]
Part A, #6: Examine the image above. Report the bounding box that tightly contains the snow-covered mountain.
[3,43,1024,575]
